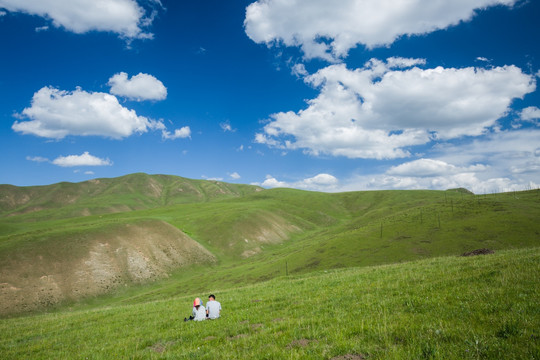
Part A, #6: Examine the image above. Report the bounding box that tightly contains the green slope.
[1,248,538,359]
[0,173,263,219]
[0,174,539,316]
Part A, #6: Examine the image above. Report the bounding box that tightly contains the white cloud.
[256,59,535,159]
[161,126,191,140]
[108,72,167,101]
[220,121,235,132]
[301,173,339,188]
[84,171,95,175]
[52,151,112,167]
[476,57,491,63]
[26,156,49,163]
[291,63,308,78]
[385,57,426,68]
[520,106,540,124]
[35,25,49,32]
[339,129,540,193]
[0,0,156,39]
[201,175,223,181]
[230,172,241,180]
[256,173,339,191]
[12,86,155,139]
[259,175,288,188]
[245,0,517,61]
[387,158,486,177]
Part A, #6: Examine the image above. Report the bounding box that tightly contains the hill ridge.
[0,173,263,218]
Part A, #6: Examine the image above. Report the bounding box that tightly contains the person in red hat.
[184,297,206,321]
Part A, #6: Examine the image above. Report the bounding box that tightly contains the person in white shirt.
[206,294,221,319]
[184,297,206,321]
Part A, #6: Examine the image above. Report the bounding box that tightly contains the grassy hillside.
[0,173,263,219]
[1,248,538,359]
[92,187,540,306]
[1,174,539,316]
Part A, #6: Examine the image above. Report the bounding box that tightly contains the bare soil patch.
[148,341,175,353]
[286,339,318,348]
[461,248,494,257]
[330,354,367,360]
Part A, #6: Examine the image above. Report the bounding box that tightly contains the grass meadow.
[1,247,538,359]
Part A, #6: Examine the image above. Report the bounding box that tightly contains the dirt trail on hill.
[0,220,215,316]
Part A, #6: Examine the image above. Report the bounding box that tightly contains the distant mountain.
[0,173,263,218]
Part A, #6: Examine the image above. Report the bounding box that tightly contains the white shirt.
[193,305,206,321]
[206,300,221,319]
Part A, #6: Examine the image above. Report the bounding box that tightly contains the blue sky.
[1,0,539,193]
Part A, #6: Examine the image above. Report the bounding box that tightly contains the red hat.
[193,298,201,306]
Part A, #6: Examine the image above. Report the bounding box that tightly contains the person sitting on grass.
[184,298,206,321]
[206,294,221,319]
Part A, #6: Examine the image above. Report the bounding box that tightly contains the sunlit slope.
[0,173,263,219]
[1,248,538,359]
[0,174,539,316]
[90,188,540,304]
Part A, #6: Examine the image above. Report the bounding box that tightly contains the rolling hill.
[1,173,539,316]
[1,248,538,359]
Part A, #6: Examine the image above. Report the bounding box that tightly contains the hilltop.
[0,173,263,219]
[1,173,539,316]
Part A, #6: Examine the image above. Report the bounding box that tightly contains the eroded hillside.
[0,220,215,316]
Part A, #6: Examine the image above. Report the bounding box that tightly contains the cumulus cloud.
[245,0,518,61]
[161,126,191,140]
[386,57,426,68]
[255,129,540,193]
[230,172,241,180]
[12,86,156,139]
[338,129,540,193]
[256,173,339,191]
[108,72,167,101]
[256,59,535,159]
[259,175,288,188]
[520,106,540,124]
[52,151,112,167]
[387,158,487,177]
[0,0,157,39]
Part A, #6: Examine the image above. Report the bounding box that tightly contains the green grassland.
[0,247,538,359]
[1,174,539,314]
[0,174,539,358]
